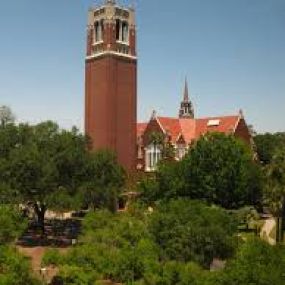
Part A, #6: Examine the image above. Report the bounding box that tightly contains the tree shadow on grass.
[16,218,81,248]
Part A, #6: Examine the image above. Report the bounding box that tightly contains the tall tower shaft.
[85,0,137,170]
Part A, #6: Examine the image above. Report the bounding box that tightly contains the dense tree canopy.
[0,120,125,234]
[263,147,285,242]
[140,133,262,209]
[0,246,41,285]
[0,121,88,233]
[80,150,125,212]
[149,199,237,268]
[42,201,239,284]
[217,238,285,285]
[0,206,27,245]
[1,108,283,284]
[181,133,261,208]
[0,205,37,285]
[254,132,285,165]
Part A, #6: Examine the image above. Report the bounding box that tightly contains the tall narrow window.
[94,22,99,42]
[116,19,121,40]
[145,144,162,171]
[176,144,186,160]
[122,22,129,42]
[94,20,104,42]
[100,20,104,41]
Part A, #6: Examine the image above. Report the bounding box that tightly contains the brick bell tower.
[85,0,137,171]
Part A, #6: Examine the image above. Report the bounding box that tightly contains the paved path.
[17,246,65,283]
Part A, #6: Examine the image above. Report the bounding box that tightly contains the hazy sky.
[0,0,284,133]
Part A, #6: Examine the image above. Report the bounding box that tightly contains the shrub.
[42,249,63,266]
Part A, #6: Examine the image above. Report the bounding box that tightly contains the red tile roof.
[157,117,182,143]
[179,118,196,143]
[195,116,240,138]
[137,123,147,137]
[137,115,241,144]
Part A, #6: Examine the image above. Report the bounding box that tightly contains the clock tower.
[85,0,137,170]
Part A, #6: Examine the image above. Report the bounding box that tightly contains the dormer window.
[207,119,220,127]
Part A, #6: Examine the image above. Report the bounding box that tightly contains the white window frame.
[145,144,162,172]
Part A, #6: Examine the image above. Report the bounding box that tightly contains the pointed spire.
[151,110,157,120]
[183,77,189,102]
[179,77,194,119]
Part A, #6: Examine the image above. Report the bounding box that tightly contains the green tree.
[0,206,27,245]
[80,150,125,212]
[181,133,262,209]
[1,121,88,234]
[263,147,285,242]
[232,206,261,233]
[149,199,237,268]
[0,105,15,127]
[0,246,41,285]
[49,209,161,284]
[54,264,98,285]
[11,123,84,233]
[138,176,160,205]
[218,238,285,285]
[138,160,184,204]
[254,132,285,165]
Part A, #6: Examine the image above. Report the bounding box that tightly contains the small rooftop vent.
[207,119,220,127]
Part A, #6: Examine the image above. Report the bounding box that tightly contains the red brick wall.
[85,55,137,171]
[234,118,252,145]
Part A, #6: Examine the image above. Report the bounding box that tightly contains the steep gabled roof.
[156,117,182,143]
[137,114,242,145]
[137,123,147,137]
[195,115,240,138]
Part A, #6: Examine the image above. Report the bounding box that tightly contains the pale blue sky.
[0,0,284,133]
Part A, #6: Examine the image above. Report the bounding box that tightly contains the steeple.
[183,78,189,102]
[179,78,194,119]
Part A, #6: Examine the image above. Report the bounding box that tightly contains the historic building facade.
[85,0,137,171]
[137,80,252,172]
[84,1,251,172]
